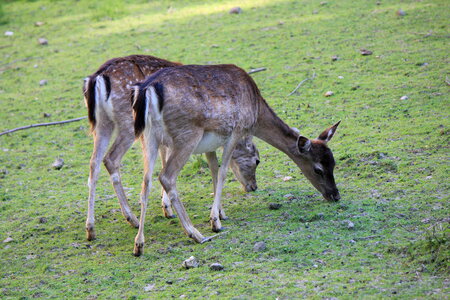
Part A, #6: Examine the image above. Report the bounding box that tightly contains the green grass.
[1,0,449,298]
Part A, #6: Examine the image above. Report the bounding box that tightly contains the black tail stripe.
[133,85,148,138]
[153,82,164,111]
[86,76,97,130]
[103,75,111,101]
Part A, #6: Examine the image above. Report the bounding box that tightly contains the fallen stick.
[248,67,267,74]
[0,116,87,137]
[287,71,316,96]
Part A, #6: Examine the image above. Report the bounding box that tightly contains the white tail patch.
[83,77,90,108]
[95,76,114,120]
[147,86,161,121]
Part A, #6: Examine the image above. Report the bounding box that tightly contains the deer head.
[230,137,260,192]
[296,121,341,201]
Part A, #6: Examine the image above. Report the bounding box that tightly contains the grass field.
[1,0,449,298]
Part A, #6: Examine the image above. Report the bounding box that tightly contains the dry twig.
[288,71,316,96]
[0,116,87,137]
[248,67,267,74]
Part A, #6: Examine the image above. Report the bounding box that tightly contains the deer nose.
[333,192,341,201]
[245,183,258,192]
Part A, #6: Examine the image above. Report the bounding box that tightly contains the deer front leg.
[103,130,139,228]
[205,152,228,221]
[209,137,239,232]
[86,128,113,241]
[133,138,158,256]
[159,147,175,218]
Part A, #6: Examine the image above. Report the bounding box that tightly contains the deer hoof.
[127,215,139,228]
[211,225,224,233]
[133,242,144,257]
[86,226,96,241]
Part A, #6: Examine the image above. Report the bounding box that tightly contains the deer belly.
[193,132,226,154]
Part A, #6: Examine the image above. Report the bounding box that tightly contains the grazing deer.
[83,55,260,241]
[132,64,340,256]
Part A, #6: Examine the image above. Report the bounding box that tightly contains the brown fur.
[83,56,260,243]
[131,64,340,254]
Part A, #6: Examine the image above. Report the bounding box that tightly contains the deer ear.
[297,136,311,153]
[318,121,341,142]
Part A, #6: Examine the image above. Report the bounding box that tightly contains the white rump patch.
[95,76,114,120]
[83,77,90,107]
[147,86,161,121]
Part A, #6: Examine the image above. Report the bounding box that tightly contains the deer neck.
[254,101,301,163]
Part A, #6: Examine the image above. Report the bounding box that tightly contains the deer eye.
[314,167,323,176]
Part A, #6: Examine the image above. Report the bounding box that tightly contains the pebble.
[360,49,373,56]
[253,241,266,252]
[39,79,48,86]
[5,31,14,36]
[3,237,13,243]
[229,7,242,14]
[396,9,406,16]
[38,38,48,45]
[346,220,355,229]
[182,256,199,269]
[282,176,292,181]
[269,203,282,210]
[400,95,409,100]
[52,158,64,170]
[143,283,155,292]
[324,91,334,97]
[210,263,224,271]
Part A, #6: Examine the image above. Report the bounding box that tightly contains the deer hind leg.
[209,135,240,232]
[159,133,206,243]
[159,146,175,218]
[86,126,113,241]
[205,152,228,221]
[133,135,159,256]
[103,125,139,228]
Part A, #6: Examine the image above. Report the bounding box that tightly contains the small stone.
[39,79,48,86]
[360,49,373,56]
[38,38,48,45]
[3,237,13,243]
[400,95,409,100]
[269,203,282,210]
[253,241,266,252]
[346,220,355,229]
[396,9,406,16]
[43,113,51,118]
[331,55,339,61]
[283,176,292,181]
[229,7,242,14]
[283,193,294,199]
[39,217,48,223]
[52,158,64,170]
[324,91,334,97]
[320,1,328,5]
[338,75,344,79]
[143,283,155,292]
[210,263,224,271]
[35,21,45,27]
[349,239,356,244]
[5,31,14,36]
[182,256,199,269]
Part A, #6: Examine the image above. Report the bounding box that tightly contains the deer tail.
[132,83,148,138]
[83,75,111,133]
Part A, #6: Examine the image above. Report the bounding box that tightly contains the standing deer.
[83,55,260,241]
[132,64,340,256]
